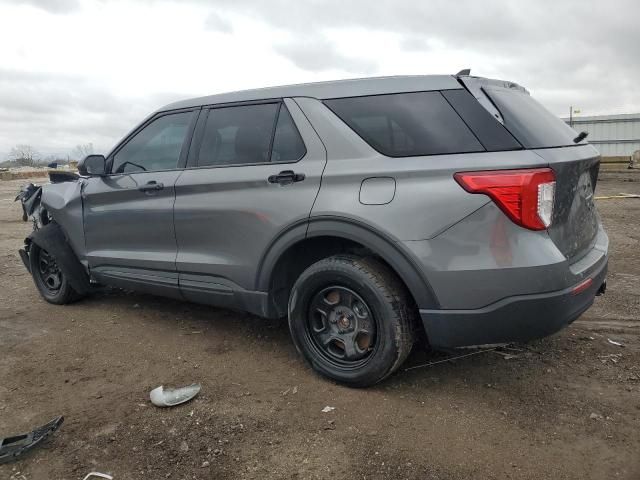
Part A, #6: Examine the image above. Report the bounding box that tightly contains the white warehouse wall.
[564,113,640,157]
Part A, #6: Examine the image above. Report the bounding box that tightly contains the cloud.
[204,12,232,33]
[0,0,639,158]
[275,35,377,74]
[0,68,181,156]
[207,0,640,113]
[0,0,80,14]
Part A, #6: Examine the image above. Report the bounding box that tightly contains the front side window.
[112,111,193,173]
[325,91,484,157]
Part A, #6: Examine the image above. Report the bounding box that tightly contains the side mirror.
[78,154,107,176]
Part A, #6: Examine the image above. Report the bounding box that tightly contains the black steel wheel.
[36,248,63,295]
[307,286,377,368]
[29,243,79,304]
[288,255,415,387]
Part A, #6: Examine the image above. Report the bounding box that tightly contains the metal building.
[565,113,640,157]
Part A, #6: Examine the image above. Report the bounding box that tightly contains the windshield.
[485,86,585,149]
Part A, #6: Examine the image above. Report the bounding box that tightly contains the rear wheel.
[29,243,79,304]
[288,255,415,387]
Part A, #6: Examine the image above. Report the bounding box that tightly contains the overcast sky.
[0,0,638,159]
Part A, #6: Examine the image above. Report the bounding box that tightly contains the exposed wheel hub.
[331,309,355,332]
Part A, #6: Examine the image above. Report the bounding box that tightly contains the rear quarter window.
[324,91,484,157]
[484,87,584,149]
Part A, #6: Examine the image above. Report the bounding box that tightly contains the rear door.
[83,109,198,296]
[173,99,326,305]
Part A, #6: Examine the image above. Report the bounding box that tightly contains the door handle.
[138,181,164,193]
[267,170,305,185]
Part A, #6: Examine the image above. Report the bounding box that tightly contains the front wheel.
[288,255,415,387]
[29,243,80,304]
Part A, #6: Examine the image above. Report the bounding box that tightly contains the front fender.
[27,223,91,295]
[39,180,87,263]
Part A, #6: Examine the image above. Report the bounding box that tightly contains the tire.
[288,255,415,387]
[29,243,80,305]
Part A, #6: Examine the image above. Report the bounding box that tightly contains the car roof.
[159,75,462,112]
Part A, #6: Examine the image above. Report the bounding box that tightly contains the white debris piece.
[150,383,201,407]
[82,473,113,480]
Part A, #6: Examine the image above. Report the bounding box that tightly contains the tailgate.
[534,146,600,260]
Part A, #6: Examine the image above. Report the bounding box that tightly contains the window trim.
[441,88,523,152]
[187,99,307,170]
[105,107,200,176]
[323,90,489,158]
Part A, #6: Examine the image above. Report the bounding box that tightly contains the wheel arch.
[256,217,440,318]
[28,222,91,295]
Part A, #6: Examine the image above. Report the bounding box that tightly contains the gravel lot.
[1,171,638,480]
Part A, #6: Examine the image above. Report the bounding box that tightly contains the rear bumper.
[420,256,608,349]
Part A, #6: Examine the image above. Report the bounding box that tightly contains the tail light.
[454,168,556,231]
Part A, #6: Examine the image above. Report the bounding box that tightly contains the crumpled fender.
[28,223,91,295]
[40,179,88,262]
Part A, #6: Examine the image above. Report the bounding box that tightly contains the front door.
[83,109,197,297]
[173,99,326,308]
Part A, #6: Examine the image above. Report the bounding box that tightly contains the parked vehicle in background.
[17,72,608,387]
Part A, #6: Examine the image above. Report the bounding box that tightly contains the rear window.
[325,91,484,157]
[484,87,584,149]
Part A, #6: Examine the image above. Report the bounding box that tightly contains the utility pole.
[569,105,573,128]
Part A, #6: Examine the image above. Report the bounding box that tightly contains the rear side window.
[442,89,521,151]
[197,103,306,167]
[198,103,279,167]
[324,91,484,157]
[484,87,583,148]
[270,106,306,162]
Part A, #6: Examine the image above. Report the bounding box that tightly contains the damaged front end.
[15,182,46,228]
[15,172,91,294]
[15,182,46,273]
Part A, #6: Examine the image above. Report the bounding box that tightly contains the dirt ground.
[0,171,638,480]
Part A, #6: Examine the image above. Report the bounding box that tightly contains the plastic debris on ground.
[82,473,113,480]
[0,416,63,465]
[149,384,201,407]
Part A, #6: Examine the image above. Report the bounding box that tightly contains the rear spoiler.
[454,69,529,94]
[454,71,529,125]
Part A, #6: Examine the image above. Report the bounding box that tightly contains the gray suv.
[18,73,608,387]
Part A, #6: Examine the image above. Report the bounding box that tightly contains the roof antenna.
[456,69,471,76]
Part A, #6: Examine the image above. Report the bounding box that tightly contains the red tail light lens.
[454,168,556,231]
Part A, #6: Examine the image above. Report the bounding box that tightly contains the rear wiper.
[574,131,588,143]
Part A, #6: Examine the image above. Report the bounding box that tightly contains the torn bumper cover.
[14,183,42,222]
[0,416,64,464]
